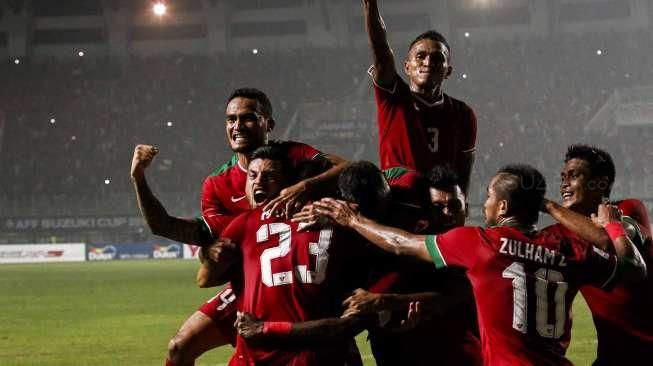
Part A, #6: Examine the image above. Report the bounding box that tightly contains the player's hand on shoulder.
[130,144,158,180]
[235,312,264,342]
[206,237,238,264]
[314,198,360,228]
[292,198,359,229]
[264,180,309,220]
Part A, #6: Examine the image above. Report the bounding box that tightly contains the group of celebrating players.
[129,1,653,365]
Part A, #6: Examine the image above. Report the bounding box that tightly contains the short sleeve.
[287,141,324,162]
[424,226,480,270]
[200,176,235,240]
[367,65,398,94]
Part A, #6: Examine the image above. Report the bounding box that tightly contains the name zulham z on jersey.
[499,238,572,267]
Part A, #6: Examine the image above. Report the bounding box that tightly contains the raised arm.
[130,145,207,245]
[293,198,431,262]
[363,0,397,88]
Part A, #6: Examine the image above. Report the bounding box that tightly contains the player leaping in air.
[363,0,476,193]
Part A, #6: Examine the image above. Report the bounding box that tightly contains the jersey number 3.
[502,262,569,339]
[427,127,439,153]
[256,223,332,287]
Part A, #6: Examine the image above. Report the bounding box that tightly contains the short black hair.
[427,165,461,193]
[227,88,273,118]
[565,144,615,196]
[494,164,546,225]
[409,30,451,55]
[338,161,390,217]
[249,145,291,182]
[296,158,334,200]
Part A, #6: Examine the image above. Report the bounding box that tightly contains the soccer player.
[342,165,481,366]
[130,88,347,366]
[236,164,480,365]
[362,0,476,193]
[299,164,646,365]
[549,145,653,364]
[207,147,373,366]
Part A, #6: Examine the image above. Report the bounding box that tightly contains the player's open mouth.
[253,190,268,205]
[561,191,574,200]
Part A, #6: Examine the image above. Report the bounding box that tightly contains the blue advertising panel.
[86,241,183,261]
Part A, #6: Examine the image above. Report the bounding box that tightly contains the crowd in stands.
[2,30,653,223]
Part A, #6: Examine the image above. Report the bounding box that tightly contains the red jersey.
[425,225,619,366]
[223,208,370,366]
[371,71,477,174]
[364,168,482,365]
[198,140,322,239]
[194,140,323,342]
[579,199,653,363]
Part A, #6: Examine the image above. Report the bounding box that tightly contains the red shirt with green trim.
[425,225,619,366]
[224,209,370,366]
[579,199,653,363]
[198,140,323,240]
[371,70,477,174]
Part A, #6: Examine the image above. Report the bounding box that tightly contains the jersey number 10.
[502,262,569,339]
[256,223,332,287]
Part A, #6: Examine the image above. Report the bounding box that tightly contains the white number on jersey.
[257,223,333,287]
[502,262,569,339]
[427,127,439,153]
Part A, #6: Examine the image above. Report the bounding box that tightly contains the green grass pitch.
[0,260,597,365]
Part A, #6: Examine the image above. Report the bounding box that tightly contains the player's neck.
[410,83,444,103]
[496,216,537,234]
[573,199,603,218]
[236,153,250,172]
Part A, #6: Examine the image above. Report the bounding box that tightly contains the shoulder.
[225,209,260,234]
[617,198,648,218]
[444,94,476,117]
[383,166,419,184]
[208,155,239,178]
[271,140,324,160]
[438,226,482,241]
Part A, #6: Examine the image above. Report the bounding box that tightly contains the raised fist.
[130,144,159,180]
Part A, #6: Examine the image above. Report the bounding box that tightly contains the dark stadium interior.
[1,0,652,242]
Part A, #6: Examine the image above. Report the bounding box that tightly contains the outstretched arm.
[236,312,375,344]
[131,145,207,245]
[542,199,612,251]
[363,0,397,88]
[342,276,472,319]
[293,198,431,262]
[264,154,350,219]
